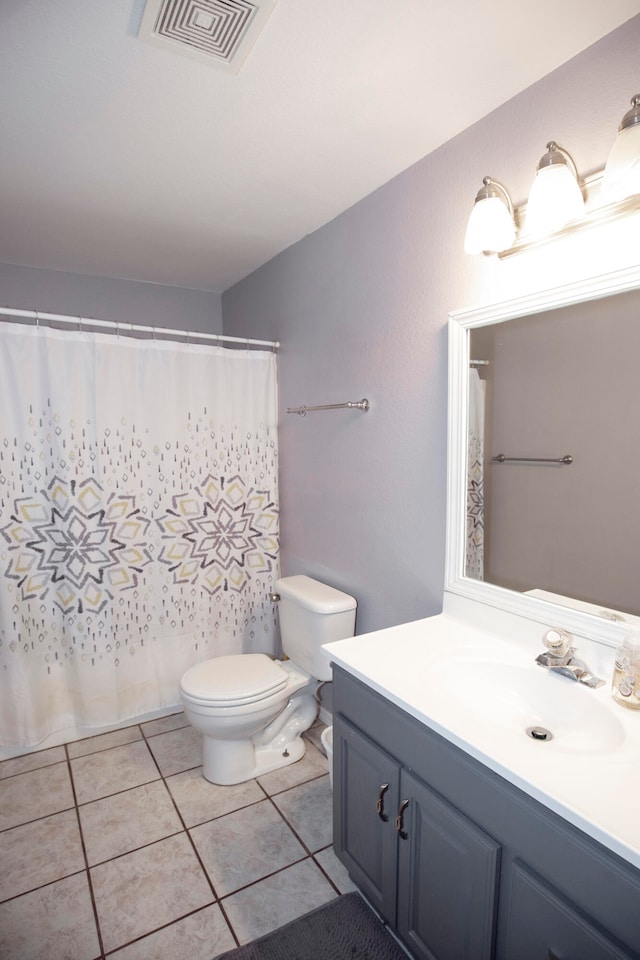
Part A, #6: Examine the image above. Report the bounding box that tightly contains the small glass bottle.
[611,632,640,710]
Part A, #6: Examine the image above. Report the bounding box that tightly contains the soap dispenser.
[611,632,640,709]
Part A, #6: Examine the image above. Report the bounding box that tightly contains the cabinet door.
[333,717,400,923]
[500,861,635,960]
[396,769,500,960]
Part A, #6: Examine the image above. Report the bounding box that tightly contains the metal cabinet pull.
[376,783,390,822]
[395,799,410,839]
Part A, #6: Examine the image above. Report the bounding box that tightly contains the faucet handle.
[542,628,574,657]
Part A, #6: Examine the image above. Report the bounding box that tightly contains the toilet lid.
[180,654,289,704]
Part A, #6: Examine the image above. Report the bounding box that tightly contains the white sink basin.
[323,609,640,869]
[428,656,626,756]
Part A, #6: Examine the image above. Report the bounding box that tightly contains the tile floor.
[0,714,356,960]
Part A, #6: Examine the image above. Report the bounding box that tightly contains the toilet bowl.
[180,653,317,784]
[180,574,357,786]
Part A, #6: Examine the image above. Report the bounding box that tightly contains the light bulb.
[604,95,640,201]
[526,143,584,236]
[464,179,515,255]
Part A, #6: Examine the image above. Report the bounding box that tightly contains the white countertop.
[323,598,640,871]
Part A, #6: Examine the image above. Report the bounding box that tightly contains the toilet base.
[200,692,318,785]
[203,734,307,785]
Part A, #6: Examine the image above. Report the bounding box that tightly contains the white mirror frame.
[446,263,640,647]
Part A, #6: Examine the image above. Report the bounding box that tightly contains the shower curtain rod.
[0,306,280,350]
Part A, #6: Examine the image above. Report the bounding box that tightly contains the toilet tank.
[275,575,357,682]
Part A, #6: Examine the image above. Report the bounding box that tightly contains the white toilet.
[179,575,357,785]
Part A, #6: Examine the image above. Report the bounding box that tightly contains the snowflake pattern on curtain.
[2,478,153,614]
[156,474,277,595]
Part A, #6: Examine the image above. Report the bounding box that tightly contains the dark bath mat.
[215,891,408,960]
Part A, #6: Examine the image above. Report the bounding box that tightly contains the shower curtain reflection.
[466,367,485,580]
[0,324,279,750]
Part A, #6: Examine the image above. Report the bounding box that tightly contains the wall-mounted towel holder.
[491,453,573,464]
[287,399,370,416]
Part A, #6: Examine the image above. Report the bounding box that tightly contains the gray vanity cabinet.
[332,665,640,960]
[334,714,500,960]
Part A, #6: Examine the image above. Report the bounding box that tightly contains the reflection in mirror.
[447,265,640,645]
[468,289,639,618]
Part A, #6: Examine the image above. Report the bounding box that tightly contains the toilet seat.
[180,654,290,707]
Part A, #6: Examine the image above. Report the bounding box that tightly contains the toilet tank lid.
[275,575,357,613]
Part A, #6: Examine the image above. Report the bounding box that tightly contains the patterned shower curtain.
[465,368,485,580]
[0,324,279,750]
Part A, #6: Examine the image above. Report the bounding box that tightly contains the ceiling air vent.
[138,0,276,74]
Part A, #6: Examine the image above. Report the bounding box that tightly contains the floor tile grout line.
[140,717,190,740]
[216,851,315,902]
[261,788,344,896]
[100,903,231,958]
[65,740,107,960]
[261,767,330,800]
[75,771,164,807]
[82,826,189,869]
[264,775,333,859]
[260,767,343,894]
[265,792,315,857]
[0,756,67,783]
[77,775,176,812]
[66,725,145,761]
[143,727,242,949]
[311,845,343,897]
[180,792,278,830]
[0,801,77,836]
[69,734,165,805]
[0,867,89,908]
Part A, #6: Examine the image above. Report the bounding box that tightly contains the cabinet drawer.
[502,861,635,960]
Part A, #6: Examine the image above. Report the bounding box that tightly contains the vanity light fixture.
[525,141,584,235]
[604,94,640,201]
[463,177,516,255]
[465,94,640,257]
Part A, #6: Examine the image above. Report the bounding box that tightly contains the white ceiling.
[1,0,637,293]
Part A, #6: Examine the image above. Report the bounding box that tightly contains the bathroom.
[1,2,640,958]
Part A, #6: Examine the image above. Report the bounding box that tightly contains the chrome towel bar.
[287,399,370,416]
[491,454,573,464]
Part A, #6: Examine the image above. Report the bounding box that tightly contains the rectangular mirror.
[446,264,640,646]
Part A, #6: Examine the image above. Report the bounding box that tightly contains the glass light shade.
[464,196,516,255]
[526,163,584,235]
[603,122,640,201]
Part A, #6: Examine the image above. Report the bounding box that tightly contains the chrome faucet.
[535,629,605,689]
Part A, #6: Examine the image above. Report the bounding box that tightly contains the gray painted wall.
[222,17,640,635]
[0,262,223,333]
